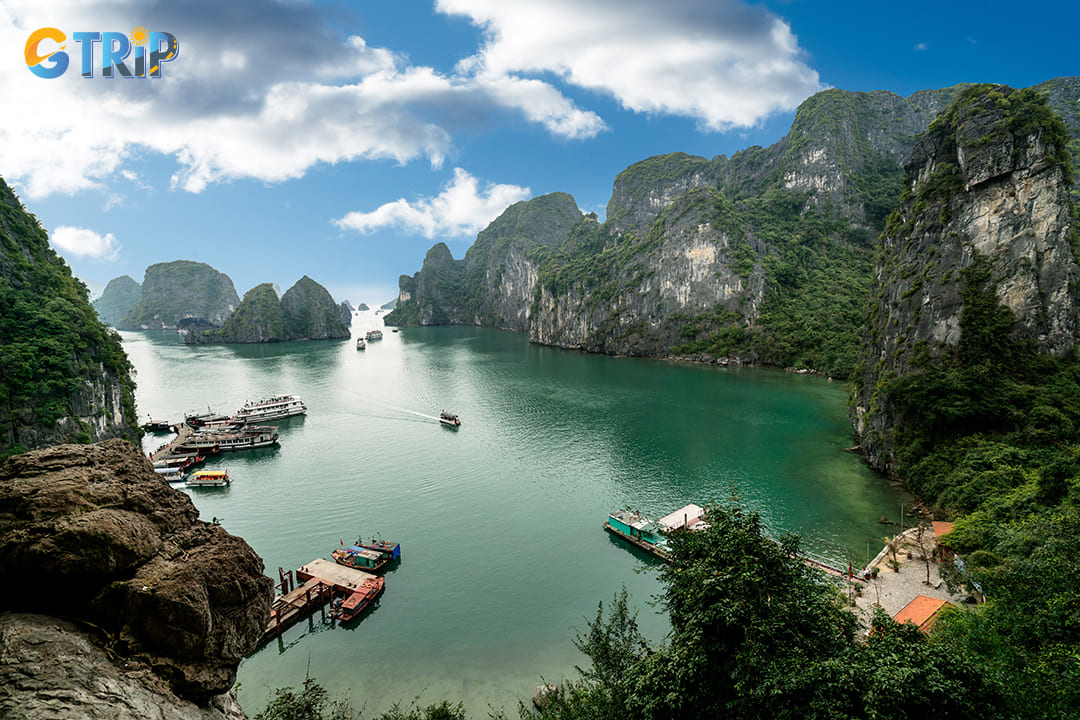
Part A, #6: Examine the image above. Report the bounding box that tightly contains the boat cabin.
[607,509,662,545]
[334,546,387,571]
[186,470,230,487]
[363,540,401,561]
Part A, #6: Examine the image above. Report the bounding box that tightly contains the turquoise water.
[121,312,910,716]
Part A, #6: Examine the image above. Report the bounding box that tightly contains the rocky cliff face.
[850,85,1080,474]
[280,275,350,340]
[0,439,272,716]
[93,274,142,326]
[388,79,1080,379]
[387,193,582,330]
[187,277,349,344]
[189,283,287,344]
[339,300,353,327]
[0,177,139,455]
[119,261,239,331]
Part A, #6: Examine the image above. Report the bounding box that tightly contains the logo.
[26,26,179,79]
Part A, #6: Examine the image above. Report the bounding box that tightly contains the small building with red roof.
[893,594,951,633]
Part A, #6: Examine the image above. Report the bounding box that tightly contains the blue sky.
[2,0,1077,307]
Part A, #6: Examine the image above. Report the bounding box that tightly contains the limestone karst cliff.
[0,177,138,455]
[185,276,349,344]
[93,274,142,326]
[0,440,273,717]
[386,78,1080,380]
[119,261,240,331]
[849,84,1080,475]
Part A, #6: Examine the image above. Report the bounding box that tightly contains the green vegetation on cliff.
[119,260,240,330]
[92,275,141,326]
[0,178,137,457]
[860,86,1080,719]
[191,276,348,344]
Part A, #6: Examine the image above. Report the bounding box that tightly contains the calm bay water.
[121,311,910,716]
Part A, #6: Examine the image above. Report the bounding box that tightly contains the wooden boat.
[141,419,174,433]
[154,466,184,482]
[439,411,460,427]
[332,543,394,573]
[603,509,670,561]
[360,539,401,562]
[234,394,306,423]
[173,426,279,454]
[186,470,230,487]
[332,576,384,623]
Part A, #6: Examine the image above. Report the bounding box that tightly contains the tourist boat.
[186,470,230,487]
[439,411,461,427]
[365,329,383,341]
[603,509,670,561]
[184,410,231,429]
[153,454,204,469]
[234,394,307,423]
[173,426,279,454]
[332,542,395,573]
[141,419,174,433]
[356,337,366,350]
[332,576,384,623]
[154,466,184,482]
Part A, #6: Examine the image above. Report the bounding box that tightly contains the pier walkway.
[255,559,379,648]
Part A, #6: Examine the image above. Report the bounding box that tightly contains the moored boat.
[154,466,184,482]
[173,426,279,454]
[235,394,306,423]
[186,470,230,487]
[360,539,401,562]
[365,329,383,341]
[603,509,669,561]
[141,419,174,433]
[439,411,460,427]
[332,576,384,623]
[332,542,395,573]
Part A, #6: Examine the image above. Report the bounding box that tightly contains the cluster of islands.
[2,78,1080,718]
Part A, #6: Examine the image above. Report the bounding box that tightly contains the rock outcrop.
[339,300,353,327]
[185,277,349,344]
[849,84,1080,474]
[0,177,139,455]
[386,192,584,329]
[93,275,142,326]
[280,275,350,340]
[0,439,273,712]
[119,261,239,331]
[188,283,288,344]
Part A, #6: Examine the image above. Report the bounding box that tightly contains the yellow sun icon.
[129,26,148,46]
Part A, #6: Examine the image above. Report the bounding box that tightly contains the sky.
[2,0,1077,307]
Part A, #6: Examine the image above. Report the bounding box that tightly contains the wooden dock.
[296,558,378,592]
[254,559,380,649]
[149,422,194,462]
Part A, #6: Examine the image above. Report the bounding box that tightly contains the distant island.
[185,275,349,344]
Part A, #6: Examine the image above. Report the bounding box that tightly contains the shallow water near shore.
[122,312,911,716]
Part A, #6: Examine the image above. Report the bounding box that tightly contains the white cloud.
[51,226,120,261]
[915,42,928,51]
[334,168,530,239]
[438,0,823,130]
[0,0,602,199]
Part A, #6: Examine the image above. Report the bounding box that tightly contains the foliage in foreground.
[533,504,1000,720]
[252,676,466,720]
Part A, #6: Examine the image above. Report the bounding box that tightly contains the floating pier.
[255,559,380,648]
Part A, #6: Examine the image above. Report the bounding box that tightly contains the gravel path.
[849,526,966,629]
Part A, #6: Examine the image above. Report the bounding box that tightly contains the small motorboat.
[439,411,461,427]
[356,338,366,350]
